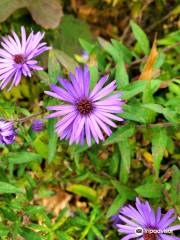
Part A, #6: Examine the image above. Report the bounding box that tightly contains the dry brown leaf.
[27,0,63,29]
[39,188,72,218]
[139,37,158,80]
[0,0,63,29]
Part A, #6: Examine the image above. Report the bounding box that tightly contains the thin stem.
[16,111,180,129]
[18,111,44,123]
[136,122,180,129]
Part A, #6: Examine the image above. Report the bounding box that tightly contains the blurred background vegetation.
[0,0,179,239]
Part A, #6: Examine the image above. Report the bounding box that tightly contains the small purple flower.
[82,51,89,61]
[32,119,44,132]
[0,120,15,144]
[114,198,180,240]
[0,26,50,90]
[45,65,124,146]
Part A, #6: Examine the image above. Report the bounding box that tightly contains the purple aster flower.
[0,26,50,90]
[32,119,44,132]
[114,197,180,240]
[0,120,15,144]
[45,65,124,146]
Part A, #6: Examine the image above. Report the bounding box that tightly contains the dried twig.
[18,111,44,123]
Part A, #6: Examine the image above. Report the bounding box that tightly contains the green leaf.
[67,184,97,201]
[0,224,9,237]
[0,182,22,194]
[152,128,168,178]
[106,194,126,218]
[91,226,105,240]
[130,20,150,55]
[57,231,74,240]
[32,137,48,159]
[55,50,77,73]
[170,166,180,205]
[48,49,61,84]
[143,103,177,122]
[109,147,119,176]
[115,58,129,88]
[118,139,131,184]
[48,118,58,163]
[54,15,93,56]
[120,80,161,100]
[112,180,136,200]
[121,101,157,124]
[89,66,99,89]
[8,152,42,164]
[135,183,162,198]
[98,37,120,61]
[20,227,42,240]
[36,70,50,85]
[79,38,95,54]
[142,81,156,123]
[104,125,135,145]
[111,39,133,64]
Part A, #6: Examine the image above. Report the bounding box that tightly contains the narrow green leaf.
[91,226,105,240]
[8,152,42,164]
[112,180,136,200]
[130,20,150,55]
[0,182,22,194]
[48,49,61,84]
[32,137,48,159]
[135,183,162,198]
[104,125,135,145]
[20,227,42,240]
[36,70,50,85]
[170,166,180,205]
[48,118,58,163]
[89,66,99,89]
[143,103,177,122]
[106,194,126,218]
[115,58,129,88]
[55,50,77,72]
[98,37,120,61]
[120,80,161,100]
[67,184,97,201]
[118,139,131,184]
[109,147,119,175]
[79,38,95,54]
[111,39,133,63]
[0,223,9,237]
[152,128,168,178]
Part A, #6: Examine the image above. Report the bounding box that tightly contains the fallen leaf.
[139,37,158,80]
[0,0,63,29]
[27,0,63,29]
[39,188,72,218]
[0,0,26,23]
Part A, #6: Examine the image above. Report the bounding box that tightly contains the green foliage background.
[0,0,179,239]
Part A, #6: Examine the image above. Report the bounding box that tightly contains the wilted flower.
[113,197,180,240]
[0,26,50,90]
[32,119,44,132]
[45,65,124,146]
[0,120,15,144]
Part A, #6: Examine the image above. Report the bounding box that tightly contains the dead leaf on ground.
[37,187,72,219]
